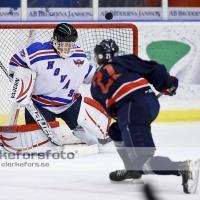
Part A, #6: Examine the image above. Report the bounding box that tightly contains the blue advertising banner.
[0,7,200,21]
[169,8,200,20]
[28,8,93,20]
[0,8,21,20]
[99,7,162,20]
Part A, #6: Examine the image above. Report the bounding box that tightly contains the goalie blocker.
[9,67,36,105]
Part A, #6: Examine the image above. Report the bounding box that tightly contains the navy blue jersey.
[90,54,172,116]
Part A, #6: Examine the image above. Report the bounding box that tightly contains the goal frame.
[0,23,138,145]
[0,23,138,55]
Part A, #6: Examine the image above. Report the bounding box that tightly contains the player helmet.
[50,23,78,59]
[94,39,119,65]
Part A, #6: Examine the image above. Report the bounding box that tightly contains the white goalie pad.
[9,67,36,105]
[0,121,61,154]
[77,97,112,139]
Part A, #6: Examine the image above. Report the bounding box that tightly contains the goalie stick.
[0,61,64,153]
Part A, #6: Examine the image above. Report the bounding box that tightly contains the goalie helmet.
[94,39,119,65]
[50,23,78,59]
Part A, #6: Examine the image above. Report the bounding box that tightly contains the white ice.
[0,122,200,200]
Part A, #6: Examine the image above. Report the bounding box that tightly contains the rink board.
[0,110,200,126]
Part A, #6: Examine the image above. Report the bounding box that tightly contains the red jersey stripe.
[29,50,56,60]
[106,78,149,108]
[32,95,66,106]
[75,50,84,52]
[11,57,26,67]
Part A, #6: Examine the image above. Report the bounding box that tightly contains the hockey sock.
[114,141,135,171]
[140,156,181,176]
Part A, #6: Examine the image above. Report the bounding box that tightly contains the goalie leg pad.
[77,97,111,139]
[0,121,61,154]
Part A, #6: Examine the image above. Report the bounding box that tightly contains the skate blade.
[110,178,144,184]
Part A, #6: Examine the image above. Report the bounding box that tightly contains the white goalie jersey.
[9,41,95,114]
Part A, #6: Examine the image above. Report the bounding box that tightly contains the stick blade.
[144,184,157,200]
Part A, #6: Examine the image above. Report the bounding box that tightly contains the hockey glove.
[156,76,178,96]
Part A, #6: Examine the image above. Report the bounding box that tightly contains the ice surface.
[0,122,200,200]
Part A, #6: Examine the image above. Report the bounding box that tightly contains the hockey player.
[8,23,111,147]
[91,39,200,194]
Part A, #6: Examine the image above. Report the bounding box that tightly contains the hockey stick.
[156,92,163,99]
[0,61,20,126]
[156,86,175,99]
[144,184,157,200]
[0,62,64,152]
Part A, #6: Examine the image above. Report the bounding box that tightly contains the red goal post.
[0,23,138,143]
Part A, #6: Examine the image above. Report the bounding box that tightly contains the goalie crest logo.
[73,59,84,67]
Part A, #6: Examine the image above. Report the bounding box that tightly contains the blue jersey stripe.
[36,95,73,104]
[13,54,28,67]
[30,55,60,65]
[9,61,18,67]
[9,73,14,79]
[84,65,93,79]
[27,42,52,55]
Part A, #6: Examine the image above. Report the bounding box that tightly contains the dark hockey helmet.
[50,23,78,59]
[94,39,119,65]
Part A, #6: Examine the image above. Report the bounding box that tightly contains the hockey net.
[0,23,138,144]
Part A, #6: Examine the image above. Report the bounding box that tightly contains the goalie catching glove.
[156,76,178,96]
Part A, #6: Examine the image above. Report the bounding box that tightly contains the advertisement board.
[169,8,200,20]
[0,8,21,20]
[98,7,162,20]
[1,7,200,20]
[27,8,93,20]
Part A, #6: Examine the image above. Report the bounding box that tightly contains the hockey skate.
[109,169,144,184]
[179,159,200,194]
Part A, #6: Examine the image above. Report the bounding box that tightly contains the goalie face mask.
[50,23,78,59]
[94,39,119,65]
[51,39,75,59]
